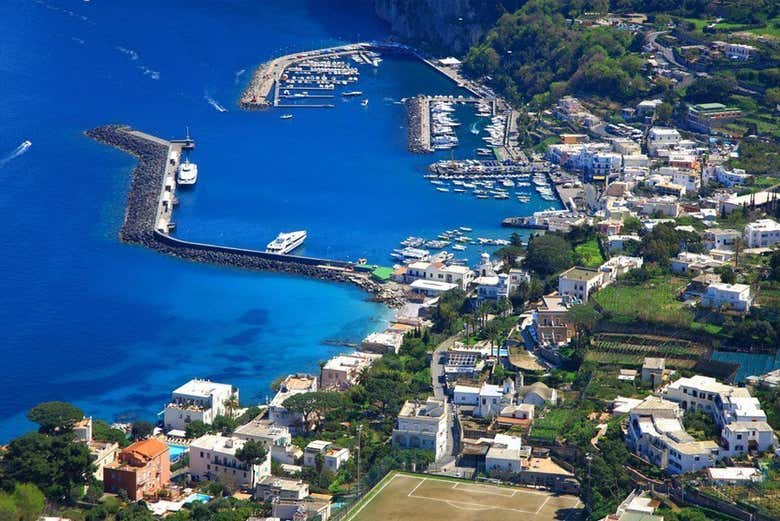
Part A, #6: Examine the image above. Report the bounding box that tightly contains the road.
[429,335,461,469]
[647,31,694,90]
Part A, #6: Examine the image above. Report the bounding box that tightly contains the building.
[517,382,557,406]
[670,252,723,275]
[721,191,779,215]
[725,43,756,60]
[360,331,403,354]
[234,419,301,465]
[392,397,448,460]
[707,467,761,485]
[255,476,309,502]
[686,103,742,133]
[600,490,664,521]
[743,218,780,248]
[647,127,681,155]
[443,348,485,380]
[271,498,331,521]
[103,439,170,500]
[708,165,752,187]
[190,434,271,488]
[320,352,381,391]
[599,256,643,285]
[269,374,318,433]
[660,375,775,458]
[73,417,120,480]
[404,261,474,290]
[163,379,235,432]
[703,228,740,251]
[409,278,458,297]
[700,282,752,312]
[533,294,576,347]
[641,358,665,389]
[670,169,701,194]
[485,434,524,475]
[558,267,602,301]
[303,440,350,472]
[627,396,720,474]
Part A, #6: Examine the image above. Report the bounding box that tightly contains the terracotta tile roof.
[123,438,168,461]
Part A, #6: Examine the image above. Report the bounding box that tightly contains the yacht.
[177,158,198,185]
[452,244,467,251]
[280,114,293,119]
[342,91,363,97]
[265,230,307,254]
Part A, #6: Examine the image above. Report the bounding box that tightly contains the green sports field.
[344,472,582,521]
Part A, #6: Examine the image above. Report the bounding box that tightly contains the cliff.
[373,0,521,55]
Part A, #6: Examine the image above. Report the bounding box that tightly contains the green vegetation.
[574,238,604,267]
[463,0,653,106]
[524,233,575,278]
[594,275,693,327]
[684,410,721,441]
[588,333,707,368]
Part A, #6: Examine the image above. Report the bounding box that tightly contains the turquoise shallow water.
[0,0,554,441]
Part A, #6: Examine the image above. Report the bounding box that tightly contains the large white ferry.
[265,230,307,254]
[177,158,198,185]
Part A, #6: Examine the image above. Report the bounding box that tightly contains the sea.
[0,0,562,441]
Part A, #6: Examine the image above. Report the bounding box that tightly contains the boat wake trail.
[205,94,228,113]
[0,140,32,168]
[234,68,246,84]
[470,122,480,135]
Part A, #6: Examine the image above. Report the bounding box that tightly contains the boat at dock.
[177,158,198,185]
[265,230,307,254]
[460,227,473,232]
[436,187,450,192]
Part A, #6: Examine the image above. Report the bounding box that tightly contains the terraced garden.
[586,333,709,369]
[594,276,693,328]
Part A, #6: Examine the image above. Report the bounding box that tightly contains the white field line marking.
[344,473,402,521]
[452,482,517,498]
[407,492,538,514]
[407,478,426,497]
[534,495,551,514]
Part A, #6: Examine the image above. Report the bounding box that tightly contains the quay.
[85,125,405,306]
[406,96,432,153]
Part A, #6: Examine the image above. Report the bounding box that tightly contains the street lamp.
[356,424,363,498]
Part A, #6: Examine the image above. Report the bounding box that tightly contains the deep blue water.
[0,0,555,441]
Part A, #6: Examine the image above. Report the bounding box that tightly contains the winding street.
[430,335,461,470]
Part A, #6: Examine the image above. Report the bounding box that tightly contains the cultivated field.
[345,472,582,521]
[586,333,708,369]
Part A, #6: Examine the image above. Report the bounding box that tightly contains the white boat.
[460,227,473,232]
[361,99,368,106]
[177,158,198,185]
[452,244,467,251]
[265,230,307,254]
[436,187,450,192]
[342,91,363,97]
[280,114,293,119]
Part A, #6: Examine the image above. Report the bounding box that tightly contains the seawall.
[85,125,403,305]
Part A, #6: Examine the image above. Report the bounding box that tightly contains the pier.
[86,125,404,305]
[406,96,432,153]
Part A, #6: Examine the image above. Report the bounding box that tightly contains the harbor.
[86,125,405,306]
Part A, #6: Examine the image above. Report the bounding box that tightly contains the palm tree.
[224,392,239,419]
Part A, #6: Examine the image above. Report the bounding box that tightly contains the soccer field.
[345,472,583,521]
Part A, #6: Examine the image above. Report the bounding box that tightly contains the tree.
[26,402,84,434]
[12,483,45,521]
[0,493,16,521]
[211,415,237,435]
[770,250,780,281]
[235,440,267,466]
[566,303,599,350]
[185,420,209,439]
[1,432,93,501]
[718,265,736,284]
[282,392,344,433]
[92,419,129,447]
[130,421,154,441]
[223,392,239,419]
[655,101,673,123]
[116,502,156,521]
[524,234,574,277]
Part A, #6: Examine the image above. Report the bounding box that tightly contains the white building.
[405,261,474,290]
[670,252,723,275]
[409,278,458,297]
[599,256,643,285]
[360,331,404,354]
[707,165,752,187]
[670,169,701,194]
[700,283,752,312]
[320,352,381,391]
[627,396,720,474]
[190,434,271,488]
[703,228,740,251]
[485,433,524,475]
[660,375,775,458]
[453,380,514,418]
[743,218,780,248]
[234,419,301,465]
[725,43,756,60]
[392,397,449,460]
[303,440,350,472]
[517,382,558,407]
[707,467,761,485]
[268,374,318,433]
[558,267,602,301]
[163,379,235,432]
[255,476,309,502]
[647,127,681,156]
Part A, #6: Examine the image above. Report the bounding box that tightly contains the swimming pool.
[167,443,189,462]
[183,493,212,504]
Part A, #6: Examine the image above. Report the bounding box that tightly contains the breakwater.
[86,125,404,305]
[405,96,432,153]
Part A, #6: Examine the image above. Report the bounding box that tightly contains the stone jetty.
[405,96,432,153]
[85,125,405,306]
